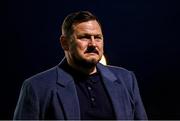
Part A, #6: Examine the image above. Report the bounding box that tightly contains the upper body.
[13,11,147,120]
[14,59,147,120]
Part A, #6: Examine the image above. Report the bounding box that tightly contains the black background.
[4,0,180,119]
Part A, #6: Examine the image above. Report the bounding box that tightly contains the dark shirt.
[62,62,116,120]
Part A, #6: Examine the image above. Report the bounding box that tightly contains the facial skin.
[61,20,104,74]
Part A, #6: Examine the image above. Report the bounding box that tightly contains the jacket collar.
[56,58,74,86]
[56,58,117,86]
[97,63,117,82]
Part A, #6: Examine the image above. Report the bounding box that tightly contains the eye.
[95,36,103,41]
[79,36,88,39]
[78,35,91,41]
[95,36,102,39]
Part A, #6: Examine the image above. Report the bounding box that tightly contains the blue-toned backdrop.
[5,0,180,119]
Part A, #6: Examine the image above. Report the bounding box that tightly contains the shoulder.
[97,63,134,78]
[106,65,131,73]
[17,66,60,108]
[22,66,59,90]
[106,65,134,78]
[102,64,137,90]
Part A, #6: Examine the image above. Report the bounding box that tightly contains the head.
[60,11,104,69]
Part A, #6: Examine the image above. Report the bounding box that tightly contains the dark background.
[4,0,180,119]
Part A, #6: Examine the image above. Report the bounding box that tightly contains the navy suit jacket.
[14,59,147,120]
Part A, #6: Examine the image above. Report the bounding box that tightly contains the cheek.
[76,42,87,51]
[97,42,104,50]
[69,42,87,55]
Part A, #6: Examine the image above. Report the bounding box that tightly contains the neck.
[67,60,97,75]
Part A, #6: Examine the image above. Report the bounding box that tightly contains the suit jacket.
[13,59,147,120]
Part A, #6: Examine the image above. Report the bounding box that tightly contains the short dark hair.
[61,11,102,38]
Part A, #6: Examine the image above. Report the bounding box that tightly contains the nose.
[88,36,96,46]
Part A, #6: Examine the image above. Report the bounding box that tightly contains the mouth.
[86,53,98,56]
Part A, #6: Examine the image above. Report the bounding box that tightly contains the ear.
[60,35,69,50]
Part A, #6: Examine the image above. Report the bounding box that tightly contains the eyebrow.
[77,33,103,37]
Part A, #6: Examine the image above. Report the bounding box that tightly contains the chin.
[86,56,100,63]
[86,59,98,64]
[76,58,99,68]
[72,54,100,68]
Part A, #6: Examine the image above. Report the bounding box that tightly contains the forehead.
[72,20,103,35]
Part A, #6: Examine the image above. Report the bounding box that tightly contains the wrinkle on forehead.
[72,20,103,36]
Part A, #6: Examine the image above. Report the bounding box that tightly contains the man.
[13,11,147,120]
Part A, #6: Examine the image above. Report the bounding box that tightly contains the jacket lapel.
[97,63,128,119]
[54,59,128,119]
[56,65,80,120]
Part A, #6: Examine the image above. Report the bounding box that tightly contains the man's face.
[67,20,104,68]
